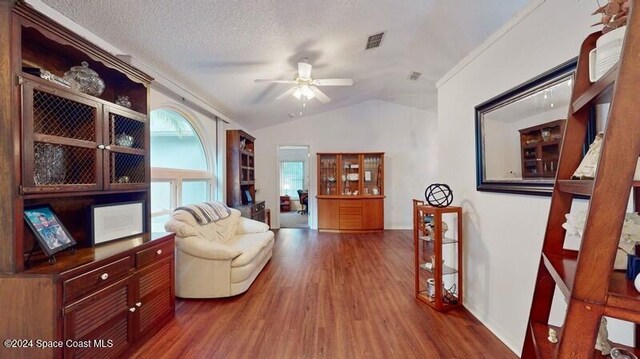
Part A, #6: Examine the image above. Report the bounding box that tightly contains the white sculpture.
[595,317,612,355]
[425,221,449,239]
[563,211,640,269]
[572,132,604,179]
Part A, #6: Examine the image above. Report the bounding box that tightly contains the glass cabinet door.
[363,153,384,196]
[318,154,338,195]
[22,80,102,193]
[104,106,147,190]
[341,154,361,195]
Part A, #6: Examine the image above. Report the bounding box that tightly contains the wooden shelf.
[542,252,578,299]
[605,271,640,319]
[572,63,619,114]
[543,252,640,322]
[528,321,640,358]
[556,180,640,197]
[528,322,560,359]
[556,180,594,196]
[416,291,460,311]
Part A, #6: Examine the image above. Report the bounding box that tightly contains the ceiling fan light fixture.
[293,87,303,100]
[301,85,315,100]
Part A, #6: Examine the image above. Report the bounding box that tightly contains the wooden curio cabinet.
[0,3,174,358]
[413,201,463,312]
[317,152,384,232]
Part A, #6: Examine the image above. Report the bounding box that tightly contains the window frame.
[280,160,305,200]
[149,108,214,230]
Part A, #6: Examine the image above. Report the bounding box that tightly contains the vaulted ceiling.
[40,0,530,129]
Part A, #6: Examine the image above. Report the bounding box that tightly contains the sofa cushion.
[228,231,274,267]
[170,208,241,243]
[213,211,240,243]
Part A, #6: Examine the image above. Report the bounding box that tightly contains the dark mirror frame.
[475,58,595,196]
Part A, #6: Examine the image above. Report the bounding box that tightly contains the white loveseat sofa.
[164,204,274,298]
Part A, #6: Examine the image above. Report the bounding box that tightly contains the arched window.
[150,109,212,232]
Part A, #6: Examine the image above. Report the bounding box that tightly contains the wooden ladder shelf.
[522,1,640,358]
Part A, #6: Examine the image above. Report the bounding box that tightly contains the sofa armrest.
[236,216,269,234]
[176,236,242,261]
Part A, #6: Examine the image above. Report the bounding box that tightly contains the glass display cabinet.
[413,200,463,311]
[317,152,384,232]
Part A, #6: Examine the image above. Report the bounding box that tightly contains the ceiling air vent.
[408,71,422,81]
[365,32,385,50]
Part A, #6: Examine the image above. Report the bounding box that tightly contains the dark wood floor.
[131,229,516,359]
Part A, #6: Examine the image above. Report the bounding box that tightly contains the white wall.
[436,0,597,354]
[253,99,438,229]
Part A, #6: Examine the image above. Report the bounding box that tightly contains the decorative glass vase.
[115,95,131,108]
[63,61,105,96]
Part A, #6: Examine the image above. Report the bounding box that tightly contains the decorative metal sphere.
[424,183,453,208]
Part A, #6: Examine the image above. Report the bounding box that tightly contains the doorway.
[277,145,310,228]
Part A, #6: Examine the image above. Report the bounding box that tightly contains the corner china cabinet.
[0,3,174,358]
[316,152,384,232]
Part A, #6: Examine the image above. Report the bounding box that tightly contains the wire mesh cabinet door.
[102,106,148,191]
[21,79,103,193]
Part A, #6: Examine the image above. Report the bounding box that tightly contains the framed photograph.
[91,201,145,245]
[24,205,76,257]
[244,190,253,204]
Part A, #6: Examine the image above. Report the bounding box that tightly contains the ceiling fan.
[255,59,354,103]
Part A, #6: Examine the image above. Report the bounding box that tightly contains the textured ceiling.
[40,0,530,129]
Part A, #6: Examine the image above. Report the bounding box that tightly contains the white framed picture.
[91,201,145,245]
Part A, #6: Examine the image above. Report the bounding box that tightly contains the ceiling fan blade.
[254,79,296,84]
[298,62,312,80]
[275,87,297,100]
[311,78,354,86]
[310,86,331,103]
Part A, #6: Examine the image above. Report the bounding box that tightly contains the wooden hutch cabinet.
[519,119,565,178]
[226,130,266,222]
[317,152,384,232]
[0,3,174,358]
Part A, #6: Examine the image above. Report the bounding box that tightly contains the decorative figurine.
[572,133,603,179]
[595,317,612,355]
[563,211,640,270]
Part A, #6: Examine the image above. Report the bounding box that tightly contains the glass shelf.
[418,236,458,244]
[419,263,458,275]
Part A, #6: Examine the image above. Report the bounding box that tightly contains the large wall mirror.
[475,58,594,196]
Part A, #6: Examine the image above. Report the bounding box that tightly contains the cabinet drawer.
[340,207,362,215]
[340,214,363,229]
[339,200,362,208]
[253,201,266,213]
[64,256,134,303]
[136,241,174,269]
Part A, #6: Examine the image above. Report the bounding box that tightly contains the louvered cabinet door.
[134,258,174,339]
[63,276,135,359]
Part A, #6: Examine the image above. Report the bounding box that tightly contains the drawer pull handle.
[129,307,136,312]
[98,144,105,150]
[100,273,109,280]
[156,249,162,255]
[136,302,142,307]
